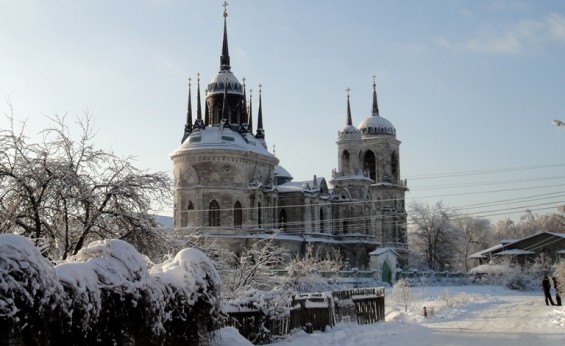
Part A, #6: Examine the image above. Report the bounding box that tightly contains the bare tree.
[0,112,171,260]
[408,201,456,271]
[221,234,286,298]
[452,215,492,272]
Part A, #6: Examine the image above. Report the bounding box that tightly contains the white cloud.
[445,13,565,55]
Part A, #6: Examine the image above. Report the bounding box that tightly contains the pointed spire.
[248,88,254,133]
[220,1,231,71]
[181,78,193,143]
[346,87,352,126]
[196,73,202,120]
[241,78,247,124]
[372,75,380,116]
[186,78,193,124]
[256,84,264,139]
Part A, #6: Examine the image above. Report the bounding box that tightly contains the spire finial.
[220,1,231,70]
[372,75,379,116]
[256,83,264,139]
[346,87,352,126]
[182,77,193,142]
[196,73,202,120]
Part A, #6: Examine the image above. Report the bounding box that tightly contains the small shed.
[369,247,399,284]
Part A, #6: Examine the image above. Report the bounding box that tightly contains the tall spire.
[346,87,352,126]
[220,1,231,71]
[256,84,264,139]
[196,73,202,120]
[248,89,254,133]
[181,78,193,143]
[372,75,380,116]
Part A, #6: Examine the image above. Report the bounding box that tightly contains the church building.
[170,4,408,269]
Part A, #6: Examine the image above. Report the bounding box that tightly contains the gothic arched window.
[341,150,350,175]
[391,151,399,181]
[363,150,377,182]
[234,201,242,228]
[208,200,220,227]
[257,202,262,228]
[279,209,287,230]
[319,208,325,233]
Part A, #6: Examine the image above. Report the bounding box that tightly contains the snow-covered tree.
[391,278,413,312]
[0,113,171,260]
[0,234,67,344]
[283,244,345,293]
[408,201,457,271]
[452,215,492,272]
[222,235,286,298]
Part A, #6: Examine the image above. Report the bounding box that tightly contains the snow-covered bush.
[55,262,102,344]
[151,247,226,344]
[283,244,344,293]
[0,234,67,344]
[469,260,537,290]
[67,239,166,344]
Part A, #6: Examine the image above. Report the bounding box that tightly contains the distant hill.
[155,215,173,229]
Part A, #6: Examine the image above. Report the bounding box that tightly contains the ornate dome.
[358,115,396,136]
[206,70,243,96]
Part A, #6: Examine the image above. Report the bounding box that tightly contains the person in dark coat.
[552,277,562,306]
[543,276,556,306]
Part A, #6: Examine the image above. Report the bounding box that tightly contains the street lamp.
[552,119,565,128]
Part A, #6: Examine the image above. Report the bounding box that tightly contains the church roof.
[274,165,293,179]
[172,126,275,158]
[358,115,396,136]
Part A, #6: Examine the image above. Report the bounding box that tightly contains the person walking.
[543,276,556,306]
[552,277,562,306]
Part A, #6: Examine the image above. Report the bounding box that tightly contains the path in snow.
[263,286,565,346]
[412,293,564,346]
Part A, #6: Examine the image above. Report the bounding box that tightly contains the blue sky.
[1,0,564,222]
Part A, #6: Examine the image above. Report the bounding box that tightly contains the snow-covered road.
[215,285,565,346]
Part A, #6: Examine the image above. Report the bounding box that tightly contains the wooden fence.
[225,287,385,344]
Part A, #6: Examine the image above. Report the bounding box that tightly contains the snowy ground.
[213,285,565,346]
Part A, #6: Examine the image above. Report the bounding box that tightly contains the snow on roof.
[469,243,504,259]
[494,249,536,256]
[274,165,293,179]
[171,127,275,158]
[369,247,399,256]
[358,115,396,136]
[277,177,327,193]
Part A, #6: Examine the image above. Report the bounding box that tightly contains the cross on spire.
[223,1,228,17]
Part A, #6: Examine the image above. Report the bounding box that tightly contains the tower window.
[279,209,287,230]
[363,150,377,182]
[257,202,262,228]
[234,201,242,228]
[209,200,220,227]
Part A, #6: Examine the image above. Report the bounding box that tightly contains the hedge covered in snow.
[0,234,224,345]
